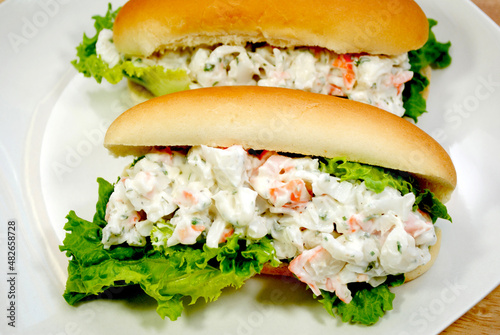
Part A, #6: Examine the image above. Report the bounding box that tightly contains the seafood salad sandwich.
[60,86,456,325]
[73,0,451,121]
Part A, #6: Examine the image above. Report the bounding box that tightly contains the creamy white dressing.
[103,145,436,303]
[95,29,121,68]
[96,31,413,116]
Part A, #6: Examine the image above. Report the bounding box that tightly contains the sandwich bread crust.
[104,86,456,202]
[113,0,429,57]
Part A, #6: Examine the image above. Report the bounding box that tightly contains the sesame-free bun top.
[104,86,456,202]
[113,0,429,57]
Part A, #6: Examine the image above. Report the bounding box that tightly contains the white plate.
[1,0,499,334]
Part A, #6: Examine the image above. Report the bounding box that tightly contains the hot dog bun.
[104,86,456,202]
[113,0,429,57]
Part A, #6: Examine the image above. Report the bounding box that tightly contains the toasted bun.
[104,86,456,202]
[113,0,429,57]
[260,227,442,282]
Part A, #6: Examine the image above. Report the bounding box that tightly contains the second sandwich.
[73,0,451,121]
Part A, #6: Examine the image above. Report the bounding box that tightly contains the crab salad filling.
[96,29,413,116]
[102,145,437,303]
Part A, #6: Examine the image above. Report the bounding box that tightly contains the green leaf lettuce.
[71,4,191,96]
[59,178,279,321]
[318,275,405,325]
[403,19,452,121]
[319,158,451,223]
